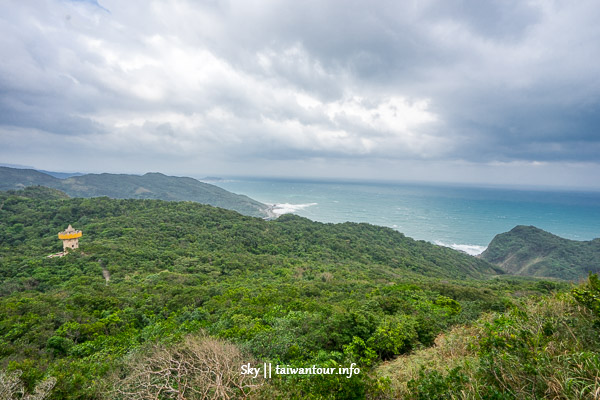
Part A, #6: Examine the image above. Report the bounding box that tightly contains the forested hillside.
[0,167,270,218]
[1,188,591,399]
[481,225,600,280]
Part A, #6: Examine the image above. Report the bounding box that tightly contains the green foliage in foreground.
[481,225,600,280]
[379,273,600,399]
[0,189,569,399]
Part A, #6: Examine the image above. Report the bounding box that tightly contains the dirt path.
[98,259,110,285]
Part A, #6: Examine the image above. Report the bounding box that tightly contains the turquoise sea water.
[210,178,600,255]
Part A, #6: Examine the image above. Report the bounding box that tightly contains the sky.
[1,0,599,189]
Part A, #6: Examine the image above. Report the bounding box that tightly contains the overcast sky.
[1,0,599,188]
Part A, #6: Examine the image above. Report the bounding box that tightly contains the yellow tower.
[58,224,82,252]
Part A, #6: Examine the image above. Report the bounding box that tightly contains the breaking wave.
[271,203,318,215]
[434,241,487,256]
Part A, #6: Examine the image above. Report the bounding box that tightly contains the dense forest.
[1,187,598,399]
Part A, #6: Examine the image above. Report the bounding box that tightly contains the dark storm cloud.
[224,0,600,164]
[0,0,599,185]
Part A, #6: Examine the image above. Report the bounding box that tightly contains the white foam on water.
[434,241,487,256]
[272,203,318,215]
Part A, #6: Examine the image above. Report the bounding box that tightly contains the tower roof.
[58,224,82,240]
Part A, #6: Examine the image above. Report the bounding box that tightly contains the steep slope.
[480,225,600,280]
[0,166,270,218]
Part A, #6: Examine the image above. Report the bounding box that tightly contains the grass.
[376,290,600,399]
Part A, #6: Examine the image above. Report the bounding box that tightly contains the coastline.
[262,204,279,220]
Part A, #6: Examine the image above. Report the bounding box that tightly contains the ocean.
[210,178,600,255]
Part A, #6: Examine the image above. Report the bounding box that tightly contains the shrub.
[367,315,418,360]
[0,370,56,400]
[108,334,263,399]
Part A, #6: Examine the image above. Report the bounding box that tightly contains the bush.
[107,334,263,399]
[367,315,418,360]
[0,370,56,400]
[572,272,600,319]
[378,281,600,399]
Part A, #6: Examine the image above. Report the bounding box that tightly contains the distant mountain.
[480,225,600,280]
[37,170,84,179]
[0,162,35,169]
[0,167,271,218]
[0,166,61,187]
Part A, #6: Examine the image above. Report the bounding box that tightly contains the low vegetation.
[378,274,600,399]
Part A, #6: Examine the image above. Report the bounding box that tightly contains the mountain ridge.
[480,225,600,280]
[0,166,271,218]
